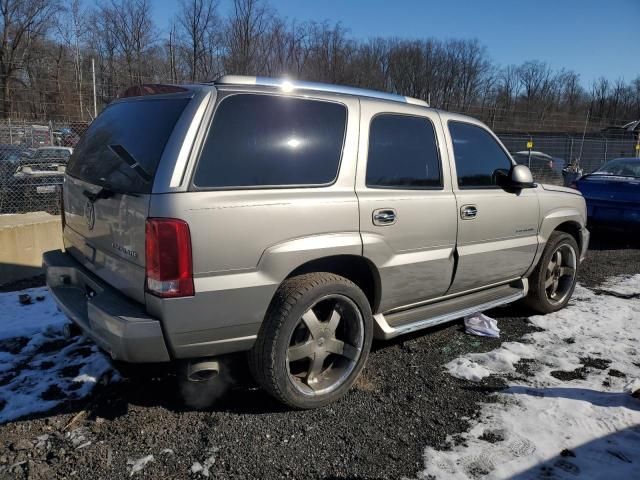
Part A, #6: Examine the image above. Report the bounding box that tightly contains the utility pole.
[92,58,97,119]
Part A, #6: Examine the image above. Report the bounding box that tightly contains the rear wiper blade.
[108,144,152,182]
[83,187,114,203]
[82,183,138,203]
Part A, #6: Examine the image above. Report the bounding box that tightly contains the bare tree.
[177,0,220,82]
[98,0,155,85]
[0,0,60,117]
[57,0,88,118]
[224,0,273,75]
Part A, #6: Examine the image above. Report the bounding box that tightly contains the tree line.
[2,0,639,132]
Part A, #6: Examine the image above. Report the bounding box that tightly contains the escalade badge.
[111,242,138,258]
[84,200,95,230]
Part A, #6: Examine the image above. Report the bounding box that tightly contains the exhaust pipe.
[186,359,220,382]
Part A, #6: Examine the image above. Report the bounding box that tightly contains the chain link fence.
[0,120,88,215]
[498,133,639,186]
[0,115,638,216]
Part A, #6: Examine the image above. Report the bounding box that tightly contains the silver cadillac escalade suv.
[44,76,589,409]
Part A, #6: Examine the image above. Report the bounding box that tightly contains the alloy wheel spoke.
[327,309,342,334]
[545,275,555,288]
[559,266,575,278]
[302,309,323,339]
[288,341,315,362]
[325,338,360,361]
[306,351,329,389]
[556,250,563,268]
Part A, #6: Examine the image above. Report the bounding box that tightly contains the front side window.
[366,114,442,188]
[193,94,347,188]
[449,121,513,188]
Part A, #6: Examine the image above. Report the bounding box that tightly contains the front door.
[444,119,539,294]
[356,101,458,313]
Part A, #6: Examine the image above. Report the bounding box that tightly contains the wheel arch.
[285,255,382,314]
[553,220,583,253]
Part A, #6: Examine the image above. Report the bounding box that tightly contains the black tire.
[249,272,373,409]
[525,231,579,314]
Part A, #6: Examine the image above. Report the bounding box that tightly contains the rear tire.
[249,273,373,409]
[525,231,579,314]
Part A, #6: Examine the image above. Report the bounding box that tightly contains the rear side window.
[67,97,189,193]
[193,94,346,188]
[448,121,513,188]
[366,114,442,188]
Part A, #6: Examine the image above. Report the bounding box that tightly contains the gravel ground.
[0,230,638,479]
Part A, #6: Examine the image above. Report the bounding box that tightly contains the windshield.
[66,97,189,193]
[592,158,640,178]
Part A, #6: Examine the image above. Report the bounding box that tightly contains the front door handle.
[460,205,478,220]
[373,209,397,226]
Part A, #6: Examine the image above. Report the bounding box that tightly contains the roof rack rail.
[215,75,429,107]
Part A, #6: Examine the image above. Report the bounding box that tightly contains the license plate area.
[36,185,57,194]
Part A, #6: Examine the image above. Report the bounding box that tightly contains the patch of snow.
[0,287,67,340]
[72,373,98,383]
[625,378,640,394]
[128,454,154,476]
[0,288,112,423]
[445,358,492,382]
[599,273,640,297]
[422,279,640,479]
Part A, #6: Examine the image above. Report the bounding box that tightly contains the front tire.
[525,231,579,314]
[249,273,373,409]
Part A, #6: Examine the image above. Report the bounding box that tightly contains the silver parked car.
[44,76,589,409]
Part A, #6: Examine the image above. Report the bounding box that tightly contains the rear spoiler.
[118,84,189,99]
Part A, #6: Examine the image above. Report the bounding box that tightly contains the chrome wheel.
[287,294,364,396]
[544,243,577,305]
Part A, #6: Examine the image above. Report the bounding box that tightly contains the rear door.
[444,118,539,294]
[356,101,458,313]
[63,93,195,303]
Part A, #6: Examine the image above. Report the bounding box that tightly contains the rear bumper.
[43,249,171,363]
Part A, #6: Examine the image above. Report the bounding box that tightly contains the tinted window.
[193,94,346,188]
[366,114,441,188]
[449,121,512,188]
[67,97,189,193]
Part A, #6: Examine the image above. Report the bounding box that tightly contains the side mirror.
[509,164,535,188]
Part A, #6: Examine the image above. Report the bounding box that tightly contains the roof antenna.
[577,108,590,168]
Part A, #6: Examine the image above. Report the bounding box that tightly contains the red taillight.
[145,218,194,298]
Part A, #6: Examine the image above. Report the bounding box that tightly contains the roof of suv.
[212,75,430,108]
[118,76,430,109]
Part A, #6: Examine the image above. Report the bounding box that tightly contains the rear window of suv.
[193,94,347,188]
[66,97,189,193]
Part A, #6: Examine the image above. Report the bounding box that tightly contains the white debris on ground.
[0,287,112,423]
[425,276,640,480]
[464,312,500,338]
[127,454,154,476]
[191,447,220,477]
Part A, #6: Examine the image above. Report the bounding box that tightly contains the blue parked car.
[573,157,640,228]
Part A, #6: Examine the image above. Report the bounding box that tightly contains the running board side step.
[373,279,528,340]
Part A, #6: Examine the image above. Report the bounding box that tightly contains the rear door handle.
[373,209,397,226]
[460,205,478,220]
